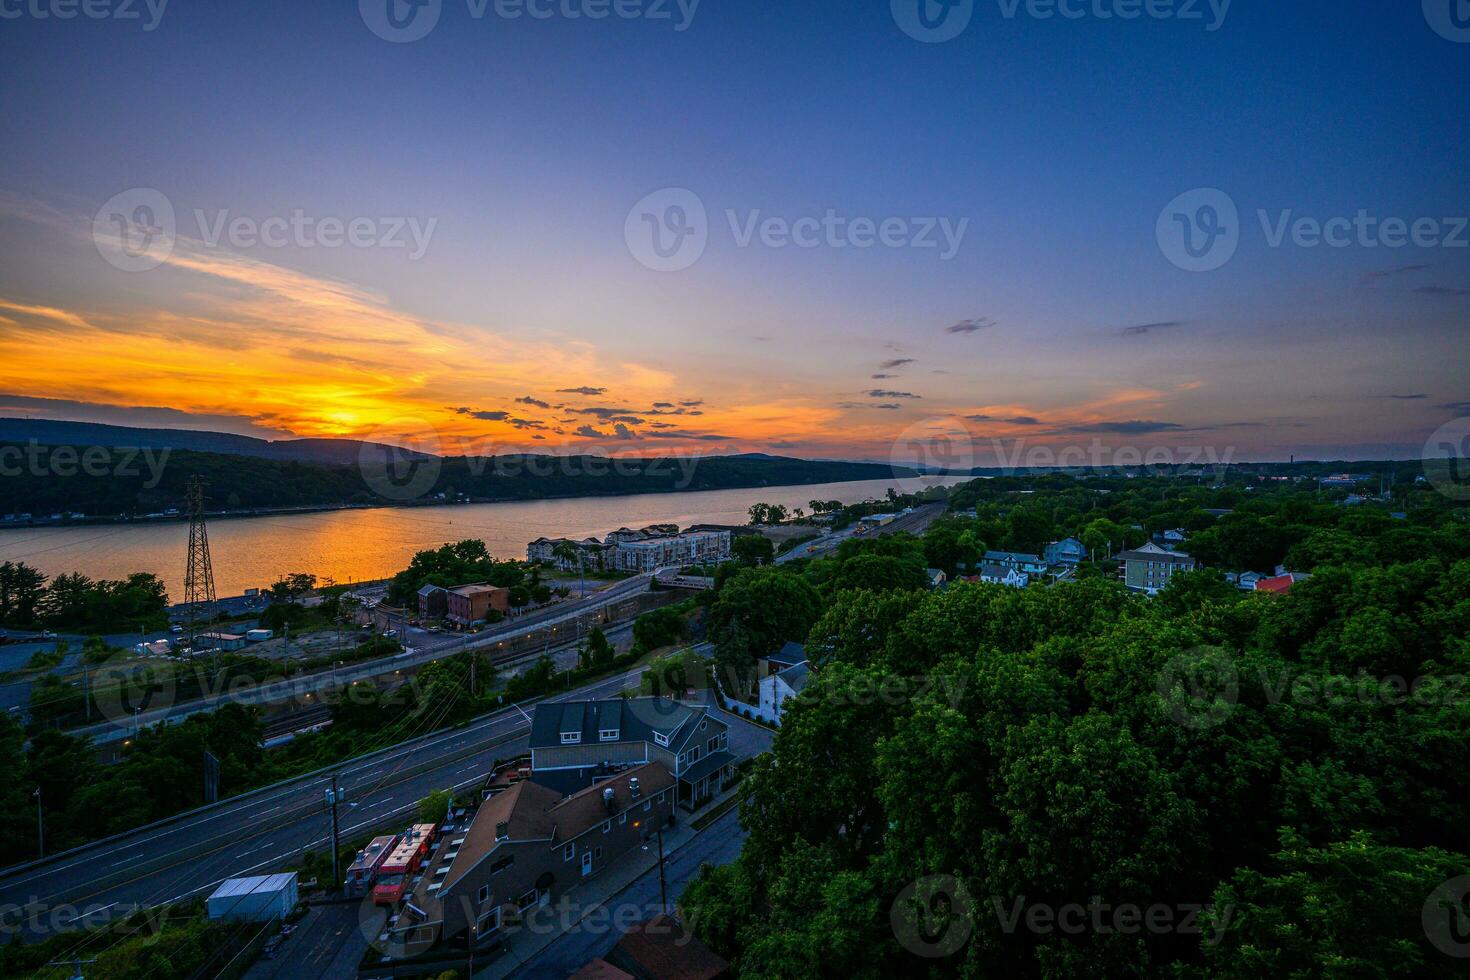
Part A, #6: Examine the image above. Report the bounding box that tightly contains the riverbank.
[0,475,966,599]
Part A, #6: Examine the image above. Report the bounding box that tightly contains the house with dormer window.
[528,698,735,812]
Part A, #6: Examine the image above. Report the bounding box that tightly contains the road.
[66,573,657,746]
[776,502,947,564]
[0,667,654,945]
[509,800,748,977]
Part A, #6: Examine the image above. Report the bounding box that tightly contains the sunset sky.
[1,1,1466,465]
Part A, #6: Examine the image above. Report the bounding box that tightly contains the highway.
[69,572,658,746]
[0,666,654,946]
[776,502,947,564]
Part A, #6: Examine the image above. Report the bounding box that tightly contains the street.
[507,804,748,978]
[0,667,652,941]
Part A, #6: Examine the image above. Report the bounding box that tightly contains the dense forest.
[0,441,911,518]
[683,474,1470,977]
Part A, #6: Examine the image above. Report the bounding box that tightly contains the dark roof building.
[530,698,736,813]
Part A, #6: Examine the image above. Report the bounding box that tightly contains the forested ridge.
[684,474,1470,977]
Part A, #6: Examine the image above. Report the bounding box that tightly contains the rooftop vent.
[629,777,641,799]
[603,786,616,814]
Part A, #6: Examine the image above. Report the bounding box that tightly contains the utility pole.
[34,787,43,858]
[656,823,668,915]
[326,775,342,890]
[183,476,217,664]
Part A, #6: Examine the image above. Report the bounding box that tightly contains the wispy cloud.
[945,317,996,334]
[879,358,915,370]
[1358,264,1430,284]
[557,386,608,396]
[1120,320,1189,337]
[866,389,921,399]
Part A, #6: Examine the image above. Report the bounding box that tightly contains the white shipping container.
[245,629,274,643]
[207,873,298,923]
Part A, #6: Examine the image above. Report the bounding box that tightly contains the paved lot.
[244,902,370,980]
[507,804,746,978]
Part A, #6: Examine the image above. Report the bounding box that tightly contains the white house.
[977,564,1030,588]
[757,661,810,726]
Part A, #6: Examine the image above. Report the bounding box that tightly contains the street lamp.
[636,819,668,915]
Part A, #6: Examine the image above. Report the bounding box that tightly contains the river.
[0,476,963,599]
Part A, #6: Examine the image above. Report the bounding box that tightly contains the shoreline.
[0,470,954,533]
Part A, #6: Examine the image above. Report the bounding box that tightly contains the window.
[619,812,627,825]
[653,731,669,747]
[478,884,491,904]
[700,720,707,730]
[477,908,501,934]
[517,890,537,911]
[563,842,575,861]
[491,855,514,875]
[602,819,611,834]
[560,731,581,744]
[688,746,700,763]
[707,736,719,753]
[643,800,652,811]
[599,729,619,741]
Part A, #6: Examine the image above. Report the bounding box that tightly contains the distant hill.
[0,418,429,465]
[0,419,914,520]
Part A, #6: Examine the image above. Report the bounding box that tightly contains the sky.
[0,0,1466,466]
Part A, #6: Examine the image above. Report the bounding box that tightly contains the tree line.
[680,474,1470,976]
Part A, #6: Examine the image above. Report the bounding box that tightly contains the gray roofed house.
[758,641,806,679]
[983,551,1047,574]
[529,699,735,812]
[758,656,812,726]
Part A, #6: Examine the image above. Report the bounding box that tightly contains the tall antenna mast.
[183,475,217,655]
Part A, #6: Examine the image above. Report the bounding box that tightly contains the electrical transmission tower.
[183,476,217,654]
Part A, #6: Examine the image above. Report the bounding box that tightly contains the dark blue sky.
[0,0,1466,460]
